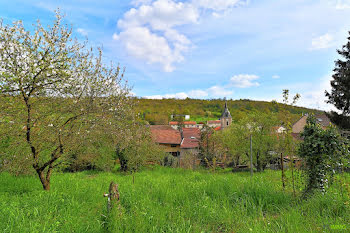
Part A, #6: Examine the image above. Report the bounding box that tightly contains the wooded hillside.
[134,98,323,125]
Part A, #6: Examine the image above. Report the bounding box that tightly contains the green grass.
[190,117,218,123]
[0,167,349,232]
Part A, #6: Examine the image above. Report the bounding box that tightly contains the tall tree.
[0,11,131,190]
[326,31,350,130]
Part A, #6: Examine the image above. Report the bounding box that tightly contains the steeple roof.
[221,101,232,118]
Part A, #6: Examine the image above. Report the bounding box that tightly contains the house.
[180,128,200,154]
[169,121,197,129]
[149,125,200,157]
[292,113,331,140]
[149,125,182,156]
[207,120,221,128]
[150,101,233,157]
[171,114,190,120]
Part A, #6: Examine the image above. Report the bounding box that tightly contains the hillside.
[134,98,323,125]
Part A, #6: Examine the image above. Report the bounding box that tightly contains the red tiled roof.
[214,126,221,131]
[208,120,221,124]
[169,121,197,125]
[182,128,200,139]
[150,125,182,144]
[180,138,199,149]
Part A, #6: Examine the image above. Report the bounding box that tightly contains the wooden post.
[290,155,296,197]
[280,153,285,189]
[104,181,120,212]
[250,135,253,177]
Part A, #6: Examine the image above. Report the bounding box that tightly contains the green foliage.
[0,168,349,232]
[326,31,350,130]
[0,11,132,190]
[213,111,279,170]
[115,124,165,172]
[298,116,349,195]
[135,98,321,125]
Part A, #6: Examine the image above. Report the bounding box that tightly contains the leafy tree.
[326,31,350,130]
[298,116,349,195]
[199,124,217,166]
[214,112,279,171]
[0,11,131,190]
[116,123,165,172]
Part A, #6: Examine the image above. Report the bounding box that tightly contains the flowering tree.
[0,11,131,190]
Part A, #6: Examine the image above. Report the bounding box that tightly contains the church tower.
[220,100,232,130]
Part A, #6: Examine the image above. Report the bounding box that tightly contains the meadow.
[0,167,349,233]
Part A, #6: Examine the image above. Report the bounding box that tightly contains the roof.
[180,138,199,149]
[221,101,232,118]
[169,121,197,125]
[182,128,200,139]
[314,114,331,127]
[292,114,331,134]
[214,126,221,131]
[149,125,182,144]
[181,128,200,148]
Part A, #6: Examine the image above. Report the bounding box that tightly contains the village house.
[149,125,200,157]
[291,113,331,140]
[150,101,232,157]
[169,121,197,129]
[169,101,233,131]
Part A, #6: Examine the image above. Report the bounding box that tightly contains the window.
[171,144,177,147]
[227,121,229,126]
[171,151,180,157]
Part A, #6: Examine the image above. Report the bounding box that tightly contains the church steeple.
[220,99,232,129]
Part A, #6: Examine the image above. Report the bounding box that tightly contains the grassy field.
[0,167,349,233]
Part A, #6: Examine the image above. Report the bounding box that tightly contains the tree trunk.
[256,151,261,172]
[35,169,50,191]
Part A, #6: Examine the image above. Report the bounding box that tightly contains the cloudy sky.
[1,0,350,110]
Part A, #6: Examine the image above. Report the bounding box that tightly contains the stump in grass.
[104,181,120,212]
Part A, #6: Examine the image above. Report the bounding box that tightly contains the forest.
[134,97,322,125]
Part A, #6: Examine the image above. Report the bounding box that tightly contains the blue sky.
[1,0,350,110]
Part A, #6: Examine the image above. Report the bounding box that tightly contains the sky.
[1,0,350,111]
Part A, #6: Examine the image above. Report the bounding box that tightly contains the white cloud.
[272,75,280,79]
[114,0,198,72]
[297,74,335,111]
[207,85,233,97]
[77,28,88,36]
[192,0,244,12]
[188,89,209,98]
[145,92,189,99]
[334,0,350,9]
[229,74,260,88]
[144,84,234,99]
[114,0,243,72]
[115,26,183,72]
[311,33,334,50]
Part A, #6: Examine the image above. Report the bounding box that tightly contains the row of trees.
[200,90,300,171]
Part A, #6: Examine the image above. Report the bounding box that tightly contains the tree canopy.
[326,31,350,130]
[0,11,132,190]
